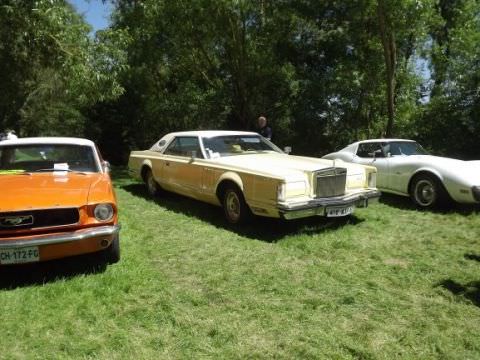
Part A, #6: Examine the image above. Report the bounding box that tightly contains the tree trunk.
[377,0,396,137]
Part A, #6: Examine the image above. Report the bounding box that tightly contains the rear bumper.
[0,225,120,263]
[278,190,381,220]
[472,186,480,202]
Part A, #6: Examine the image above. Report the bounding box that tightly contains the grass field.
[1,169,480,359]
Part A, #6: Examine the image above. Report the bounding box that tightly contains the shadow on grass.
[437,279,480,307]
[0,254,107,290]
[121,183,363,242]
[465,254,480,262]
[379,193,480,215]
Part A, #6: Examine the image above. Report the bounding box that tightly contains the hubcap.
[414,179,436,206]
[225,191,241,222]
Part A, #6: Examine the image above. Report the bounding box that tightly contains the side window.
[356,143,384,158]
[164,137,203,158]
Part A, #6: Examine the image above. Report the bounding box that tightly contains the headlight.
[277,181,307,201]
[367,172,377,188]
[94,203,114,221]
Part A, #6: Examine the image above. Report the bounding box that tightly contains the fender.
[140,159,153,179]
[407,167,445,195]
[410,167,444,182]
[215,171,244,192]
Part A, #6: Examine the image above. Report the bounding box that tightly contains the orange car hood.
[0,173,102,212]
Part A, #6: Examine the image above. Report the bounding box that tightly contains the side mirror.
[368,149,383,161]
[284,146,292,155]
[190,150,197,160]
[102,160,111,173]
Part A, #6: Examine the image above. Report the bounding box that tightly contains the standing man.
[257,116,272,140]
[0,130,17,141]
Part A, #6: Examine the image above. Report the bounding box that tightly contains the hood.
[0,173,99,212]
[212,153,364,179]
[411,155,480,179]
[412,155,480,173]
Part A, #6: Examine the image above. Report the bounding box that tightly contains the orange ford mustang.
[0,137,120,266]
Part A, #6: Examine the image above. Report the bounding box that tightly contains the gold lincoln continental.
[128,131,380,224]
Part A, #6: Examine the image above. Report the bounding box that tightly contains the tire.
[410,174,446,209]
[144,168,160,197]
[100,235,120,264]
[222,185,251,224]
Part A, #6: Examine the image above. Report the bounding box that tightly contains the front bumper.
[278,189,381,220]
[0,225,120,264]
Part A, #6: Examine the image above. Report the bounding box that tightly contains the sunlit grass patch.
[1,170,479,358]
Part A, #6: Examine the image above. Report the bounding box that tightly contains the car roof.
[355,138,416,144]
[338,138,417,153]
[166,130,259,137]
[0,137,95,147]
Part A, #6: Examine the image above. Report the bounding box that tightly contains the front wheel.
[222,185,251,224]
[410,174,446,208]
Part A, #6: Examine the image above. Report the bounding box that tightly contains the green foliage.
[104,0,459,159]
[416,0,480,159]
[1,0,479,160]
[0,0,127,137]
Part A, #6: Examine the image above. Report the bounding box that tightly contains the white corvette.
[323,139,480,208]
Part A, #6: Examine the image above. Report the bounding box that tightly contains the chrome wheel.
[413,178,437,207]
[221,185,251,224]
[225,190,241,223]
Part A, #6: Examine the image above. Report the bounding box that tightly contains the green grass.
[1,169,480,359]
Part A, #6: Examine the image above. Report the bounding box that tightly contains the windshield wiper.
[32,168,87,175]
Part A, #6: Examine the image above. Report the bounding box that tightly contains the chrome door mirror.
[284,146,292,155]
[102,160,111,173]
[190,150,197,160]
[368,149,383,162]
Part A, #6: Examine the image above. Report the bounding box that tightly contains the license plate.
[0,246,40,265]
[325,206,354,217]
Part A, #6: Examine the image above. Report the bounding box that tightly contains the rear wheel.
[222,185,251,224]
[144,168,160,196]
[410,174,446,208]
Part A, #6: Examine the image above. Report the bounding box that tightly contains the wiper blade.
[33,168,73,172]
[32,168,87,175]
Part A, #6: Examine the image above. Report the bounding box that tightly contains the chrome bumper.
[0,225,121,249]
[278,190,381,220]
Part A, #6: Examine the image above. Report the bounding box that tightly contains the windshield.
[0,144,99,173]
[201,135,282,158]
[385,141,429,156]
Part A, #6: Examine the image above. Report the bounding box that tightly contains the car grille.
[0,208,79,230]
[315,167,347,198]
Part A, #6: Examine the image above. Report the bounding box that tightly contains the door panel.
[354,142,390,189]
[354,155,390,189]
[387,157,413,194]
[162,136,205,197]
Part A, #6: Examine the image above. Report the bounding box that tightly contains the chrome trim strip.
[278,190,381,214]
[0,225,121,249]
